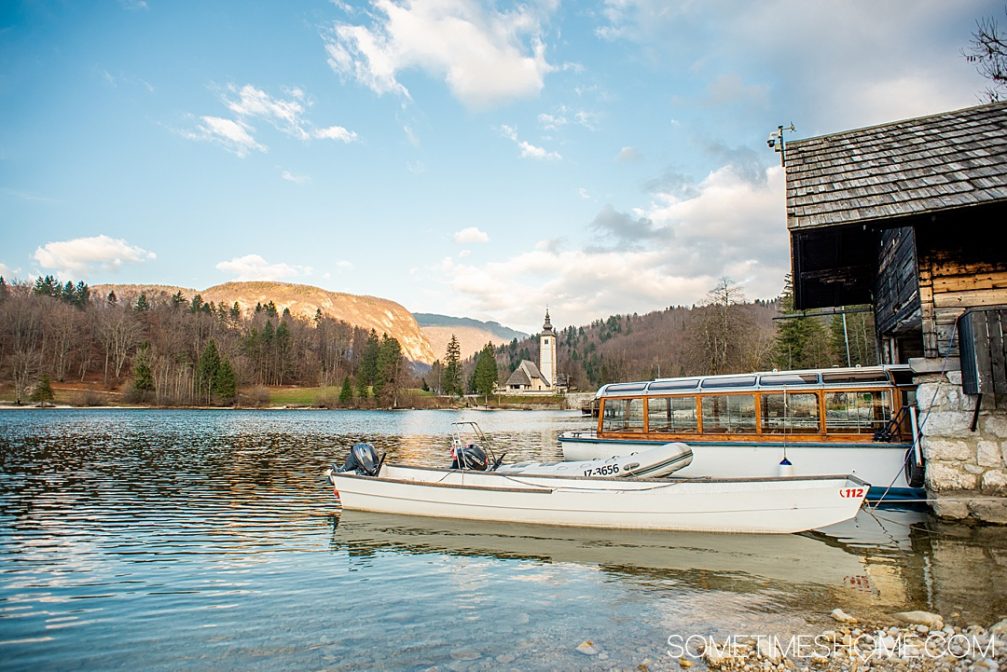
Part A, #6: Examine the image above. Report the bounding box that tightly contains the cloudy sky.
[0,0,998,332]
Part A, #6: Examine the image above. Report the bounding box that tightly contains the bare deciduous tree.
[965,6,1007,102]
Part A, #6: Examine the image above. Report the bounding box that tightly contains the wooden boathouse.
[785,101,1007,522]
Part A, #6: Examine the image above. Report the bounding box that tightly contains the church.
[503,310,560,393]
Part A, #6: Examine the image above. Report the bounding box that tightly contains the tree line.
[485,277,877,392]
[0,276,413,407]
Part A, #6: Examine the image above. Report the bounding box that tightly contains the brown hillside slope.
[422,325,513,361]
[93,281,435,363]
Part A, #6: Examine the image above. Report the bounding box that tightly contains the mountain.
[92,281,436,363]
[414,313,528,361]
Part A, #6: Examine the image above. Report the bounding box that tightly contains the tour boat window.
[824,390,892,433]
[648,379,700,392]
[647,396,698,433]
[701,376,757,389]
[602,398,646,433]
[701,395,757,433]
[605,383,648,395]
[821,370,888,385]
[759,373,820,386]
[761,393,820,433]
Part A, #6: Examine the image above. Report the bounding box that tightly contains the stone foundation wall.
[917,368,1007,524]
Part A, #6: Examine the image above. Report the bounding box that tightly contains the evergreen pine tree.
[374,334,402,406]
[107,290,117,305]
[74,281,90,308]
[197,340,221,404]
[443,335,462,396]
[30,374,55,407]
[133,346,155,396]
[135,293,150,312]
[213,358,237,403]
[472,343,498,398]
[357,330,380,398]
[230,302,242,321]
[339,376,354,405]
[771,275,833,370]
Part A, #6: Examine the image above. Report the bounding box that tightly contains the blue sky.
[0,0,999,332]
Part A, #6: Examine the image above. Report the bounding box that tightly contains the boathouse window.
[602,398,645,433]
[701,395,757,433]
[647,396,698,433]
[824,390,892,433]
[760,393,820,433]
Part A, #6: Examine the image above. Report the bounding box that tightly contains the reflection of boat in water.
[560,365,924,501]
[329,510,872,588]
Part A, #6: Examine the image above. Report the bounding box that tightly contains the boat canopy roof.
[595,364,914,398]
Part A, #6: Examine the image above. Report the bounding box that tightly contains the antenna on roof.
[767,122,796,167]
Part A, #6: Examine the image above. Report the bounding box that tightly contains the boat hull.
[559,434,921,501]
[328,465,868,534]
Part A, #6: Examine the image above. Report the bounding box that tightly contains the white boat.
[326,459,869,534]
[560,365,924,502]
[495,441,693,478]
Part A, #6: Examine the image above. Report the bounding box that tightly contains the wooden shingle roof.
[786,101,1007,230]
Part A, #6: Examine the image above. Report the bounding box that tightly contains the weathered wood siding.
[959,308,1007,395]
[874,226,921,337]
[917,222,1007,358]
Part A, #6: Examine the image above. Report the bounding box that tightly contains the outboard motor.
[451,443,488,471]
[334,442,382,476]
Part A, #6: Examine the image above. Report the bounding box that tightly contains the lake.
[1,409,1006,671]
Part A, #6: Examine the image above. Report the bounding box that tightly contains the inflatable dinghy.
[495,442,693,479]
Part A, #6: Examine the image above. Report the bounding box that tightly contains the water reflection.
[1,409,1006,671]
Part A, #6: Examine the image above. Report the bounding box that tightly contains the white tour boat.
[560,365,923,502]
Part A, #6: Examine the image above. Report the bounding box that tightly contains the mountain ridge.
[92,281,436,363]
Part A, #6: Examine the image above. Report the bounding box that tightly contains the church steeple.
[539,308,557,389]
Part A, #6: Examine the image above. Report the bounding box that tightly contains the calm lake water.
[1,409,1006,671]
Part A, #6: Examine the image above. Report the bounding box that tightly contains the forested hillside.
[0,277,415,406]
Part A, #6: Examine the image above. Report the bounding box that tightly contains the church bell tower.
[539,309,557,389]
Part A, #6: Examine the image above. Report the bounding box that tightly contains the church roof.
[505,360,545,386]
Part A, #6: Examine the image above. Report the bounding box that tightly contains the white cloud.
[184,84,358,156]
[34,235,156,278]
[574,110,600,130]
[595,0,989,132]
[453,226,489,244]
[280,169,310,183]
[538,111,567,130]
[430,164,788,330]
[185,116,265,157]
[0,261,13,278]
[324,0,556,108]
[216,254,312,281]
[225,84,310,139]
[617,146,639,162]
[578,187,591,200]
[499,124,561,160]
[314,125,359,142]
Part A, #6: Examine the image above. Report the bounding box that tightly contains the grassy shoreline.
[0,382,571,411]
